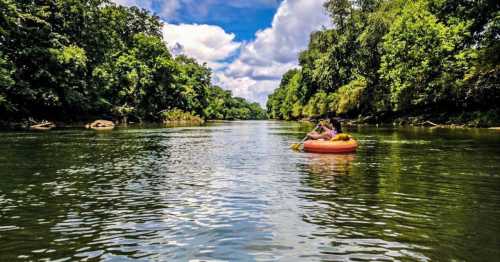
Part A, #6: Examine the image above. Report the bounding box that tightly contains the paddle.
[291,124,320,151]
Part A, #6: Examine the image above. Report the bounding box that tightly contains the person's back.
[307,118,342,140]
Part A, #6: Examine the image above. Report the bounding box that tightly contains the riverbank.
[3,109,500,131]
[0,119,87,130]
[0,120,199,131]
[364,114,498,129]
[0,118,266,131]
[297,110,500,130]
[2,118,500,132]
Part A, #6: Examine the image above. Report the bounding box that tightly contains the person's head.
[320,119,332,129]
[329,118,342,133]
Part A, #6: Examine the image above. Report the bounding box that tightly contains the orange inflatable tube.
[303,139,358,154]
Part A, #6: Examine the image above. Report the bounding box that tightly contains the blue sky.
[167,1,284,41]
[113,0,330,105]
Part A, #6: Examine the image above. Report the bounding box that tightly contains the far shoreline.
[0,119,269,131]
[1,118,499,132]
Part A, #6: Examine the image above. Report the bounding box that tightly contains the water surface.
[0,121,499,261]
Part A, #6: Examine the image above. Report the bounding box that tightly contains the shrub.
[161,109,204,125]
[331,77,367,115]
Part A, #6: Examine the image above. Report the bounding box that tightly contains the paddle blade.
[290,143,301,151]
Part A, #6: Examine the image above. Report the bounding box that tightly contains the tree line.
[267,0,499,126]
[0,0,266,124]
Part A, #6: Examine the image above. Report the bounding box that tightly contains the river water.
[0,121,499,261]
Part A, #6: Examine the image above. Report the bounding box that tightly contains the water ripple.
[0,122,499,261]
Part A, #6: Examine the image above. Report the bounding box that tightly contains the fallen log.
[422,121,438,127]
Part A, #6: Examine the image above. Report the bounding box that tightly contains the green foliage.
[51,45,87,67]
[267,69,302,120]
[331,77,367,116]
[302,91,331,117]
[0,0,264,122]
[379,0,468,111]
[267,0,500,125]
[0,52,14,112]
[205,86,267,120]
[162,109,204,125]
[324,0,352,32]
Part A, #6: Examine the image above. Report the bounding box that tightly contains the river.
[0,121,499,261]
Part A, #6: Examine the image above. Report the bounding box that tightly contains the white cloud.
[225,60,297,80]
[219,0,330,105]
[113,0,331,106]
[162,23,241,70]
[112,0,181,19]
[214,73,280,105]
[224,0,279,8]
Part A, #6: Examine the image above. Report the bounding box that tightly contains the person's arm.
[320,125,332,133]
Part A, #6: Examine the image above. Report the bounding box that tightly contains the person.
[307,118,342,140]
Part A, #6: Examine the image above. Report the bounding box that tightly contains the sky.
[112,0,331,106]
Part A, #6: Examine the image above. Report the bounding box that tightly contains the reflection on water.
[0,122,499,261]
[303,154,356,175]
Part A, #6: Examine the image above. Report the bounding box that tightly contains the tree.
[379,0,468,112]
[206,86,266,120]
[0,52,14,113]
[0,0,265,123]
[268,0,499,125]
[324,0,352,32]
